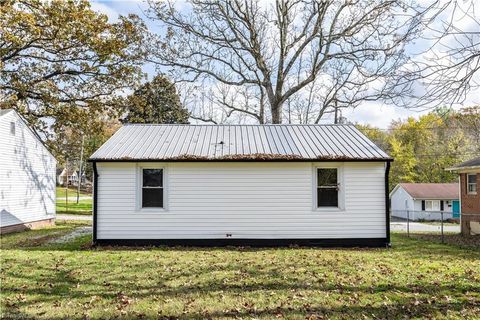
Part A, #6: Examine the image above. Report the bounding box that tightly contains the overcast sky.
[90,0,479,128]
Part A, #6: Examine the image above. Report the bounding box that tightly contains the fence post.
[441,211,444,244]
[407,210,410,237]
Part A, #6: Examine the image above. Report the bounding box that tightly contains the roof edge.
[88,158,393,163]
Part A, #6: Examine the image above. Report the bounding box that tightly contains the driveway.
[56,214,92,221]
[390,221,460,233]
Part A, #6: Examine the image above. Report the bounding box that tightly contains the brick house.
[447,157,480,236]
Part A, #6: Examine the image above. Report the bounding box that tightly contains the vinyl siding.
[0,111,56,227]
[96,162,386,239]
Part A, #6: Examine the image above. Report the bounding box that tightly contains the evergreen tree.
[123,75,190,124]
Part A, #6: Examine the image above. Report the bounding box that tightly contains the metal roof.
[89,124,391,161]
[398,183,459,200]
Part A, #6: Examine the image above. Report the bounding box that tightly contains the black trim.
[92,162,98,244]
[421,200,426,211]
[89,158,393,163]
[440,200,444,211]
[385,161,391,246]
[94,238,389,248]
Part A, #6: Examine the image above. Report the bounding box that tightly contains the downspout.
[385,161,391,247]
[92,161,98,245]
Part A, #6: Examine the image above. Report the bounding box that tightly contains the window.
[317,168,338,207]
[467,173,477,194]
[425,200,440,211]
[142,169,164,208]
[10,122,15,135]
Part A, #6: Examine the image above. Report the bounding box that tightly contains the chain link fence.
[391,210,461,243]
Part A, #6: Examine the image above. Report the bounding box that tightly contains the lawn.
[56,199,92,215]
[56,187,92,215]
[56,187,91,199]
[1,227,479,319]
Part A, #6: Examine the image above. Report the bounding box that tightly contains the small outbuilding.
[0,109,57,233]
[89,124,392,247]
[390,183,459,221]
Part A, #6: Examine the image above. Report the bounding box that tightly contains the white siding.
[96,162,387,239]
[390,186,415,218]
[0,111,56,227]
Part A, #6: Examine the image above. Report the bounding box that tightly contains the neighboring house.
[390,183,459,221]
[89,124,393,247]
[0,109,56,233]
[447,157,480,236]
[57,168,86,186]
[58,168,78,186]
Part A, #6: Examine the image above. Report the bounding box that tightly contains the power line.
[357,126,479,131]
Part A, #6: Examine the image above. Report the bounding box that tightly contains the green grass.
[1,228,479,320]
[56,187,91,199]
[56,199,92,215]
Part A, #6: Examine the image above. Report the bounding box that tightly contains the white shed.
[390,183,459,221]
[0,109,57,233]
[89,124,392,247]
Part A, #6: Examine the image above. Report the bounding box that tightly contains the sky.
[90,0,479,128]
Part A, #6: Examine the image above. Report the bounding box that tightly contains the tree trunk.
[271,102,282,124]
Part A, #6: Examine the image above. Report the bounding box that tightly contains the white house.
[390,183,459,221]
[0,109,57,233]
[89,124,392,247]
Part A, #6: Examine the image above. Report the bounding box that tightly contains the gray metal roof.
[90,124,391,161]
[447,156,480,170]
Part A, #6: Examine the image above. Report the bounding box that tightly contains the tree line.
[357,106,480,190]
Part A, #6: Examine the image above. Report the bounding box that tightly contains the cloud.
[90,1,120,22]
[344,101,424,128]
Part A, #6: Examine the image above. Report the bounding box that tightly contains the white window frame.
[136,164,168,212]
[312,164,345,212]
[425,200,440,212]
[467,173,477,195]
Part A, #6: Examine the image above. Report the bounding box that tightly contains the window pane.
[318,188,338,207]
[318,169,337,187]
[468,174,477,184]
[425,201,432,210]
[142,188,163,207]
[143,169,163,187]
[468,184,477,193]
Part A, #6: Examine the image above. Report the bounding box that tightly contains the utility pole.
[65,159,68,214]
[334,99,338,124]
[76,135,85,204]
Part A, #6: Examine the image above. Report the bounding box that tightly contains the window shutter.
[440,200,444,211]
[421,200,425,211]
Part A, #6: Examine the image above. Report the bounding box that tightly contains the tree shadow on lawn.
[3,235,479,319]
[3,265,479,320]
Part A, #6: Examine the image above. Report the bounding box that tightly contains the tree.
[122,75,190,124]
[0,0,148,139]
[55,114,121,182]
[388,0,480,108]
[147,0,435,124]
[357,108,479,190]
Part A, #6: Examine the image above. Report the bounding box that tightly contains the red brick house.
[447,157,480,236]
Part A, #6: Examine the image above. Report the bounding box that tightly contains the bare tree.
[147,0,436,124]
[388,0,480,108]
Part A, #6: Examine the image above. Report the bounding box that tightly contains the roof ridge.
[122,123,355,126]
